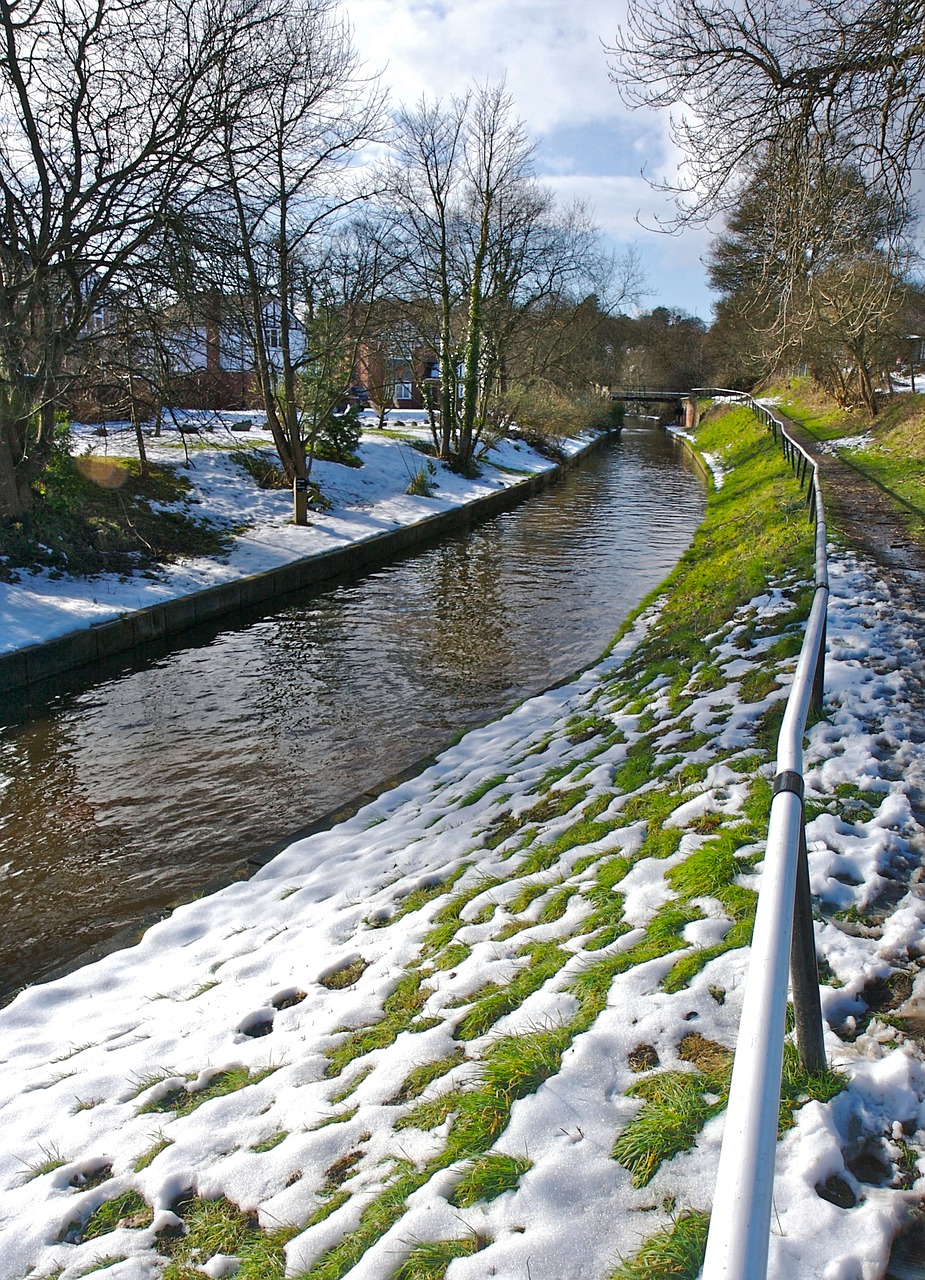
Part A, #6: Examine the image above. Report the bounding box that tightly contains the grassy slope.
[766,376,925,538]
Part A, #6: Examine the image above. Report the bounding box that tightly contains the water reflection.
[0,425,705,996]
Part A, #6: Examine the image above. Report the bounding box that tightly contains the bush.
[499,381,612,452]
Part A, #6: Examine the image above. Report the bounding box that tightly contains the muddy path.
[782,415,925,599]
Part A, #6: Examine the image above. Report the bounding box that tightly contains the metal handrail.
[690,389,829,1280]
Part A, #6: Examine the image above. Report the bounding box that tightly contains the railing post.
[811,611,826,715]
[791,822,827,1072]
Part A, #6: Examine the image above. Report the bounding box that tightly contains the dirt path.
[781,415,925,600]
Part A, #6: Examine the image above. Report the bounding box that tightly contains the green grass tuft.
[390,1235,488,1279]
[138,1065,278,1116]
[81,1190,153,1242]
[452,942,568,1040]
[778,1041,846,1131]
[667,828,749,899]
[320,958,369,990]
[133,1135,172,1172]
[449,1152,532,1207]
[253,1130,288,1152]
[392,865,470,922]
[304,1188,351,1228]
[20,1143,66,1182]
[420,878,502,954]
[610,1209,710,1280]
[395,1091,463,1133]
[312,1107,359,1130]
[159,1194,298,1279]
[738,667,782,704]
[325,972,431,1076]
[431,942,471,971]
[298,1161,422,1280]
[388,1050,466,1105]
[613,1071,727,1188]
[457,775,508,807]
[484,786,589,851]
[329,1065,373,1105]
[613,1034,734,1188]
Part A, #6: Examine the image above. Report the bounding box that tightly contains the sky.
[345,0,718,320]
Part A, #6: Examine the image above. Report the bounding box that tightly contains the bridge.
[609,388,698,429]
[609,388,688,403]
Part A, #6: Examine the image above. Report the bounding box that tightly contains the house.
[354,322,441,411]
[69,292,308,420]
[171,295,308,408]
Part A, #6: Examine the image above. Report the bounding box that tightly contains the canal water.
[0,424,706,998]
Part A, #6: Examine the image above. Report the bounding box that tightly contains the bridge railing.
[609,387,688,401]
[690,388,829,1280]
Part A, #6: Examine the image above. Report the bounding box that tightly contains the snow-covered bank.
[0,540,923,1280]
[0,412,582,657]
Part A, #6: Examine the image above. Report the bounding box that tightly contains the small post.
[293,475,309,525]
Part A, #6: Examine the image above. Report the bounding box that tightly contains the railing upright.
[688,389,829,1280]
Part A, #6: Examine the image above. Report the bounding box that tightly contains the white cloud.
[344,0,718,314]
[346,0,631,133]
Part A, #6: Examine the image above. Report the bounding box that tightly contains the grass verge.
[1,443,232,580]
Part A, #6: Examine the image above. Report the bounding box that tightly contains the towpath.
[781,414,925,595]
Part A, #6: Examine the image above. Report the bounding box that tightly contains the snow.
[0,411,574,655]
[822,432,876,456]
[0,422,924,1279]
[667,424,726,488]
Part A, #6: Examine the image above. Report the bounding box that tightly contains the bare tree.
[390,94,468,460]
[606,0,925,222]
[707,148,914,412]
[206,0,386,523]
[0,0,287,520]
[390,83,629,468]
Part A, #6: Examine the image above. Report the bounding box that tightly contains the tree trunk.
[0,431,34,519]
[277,226,309,526]
[858,361,878,417]
[131,402,149,478]
[460,213,490,466]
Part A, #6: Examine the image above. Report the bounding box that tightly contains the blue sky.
[346,0,718,319]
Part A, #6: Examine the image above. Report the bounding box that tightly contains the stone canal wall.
[0,432,621,696]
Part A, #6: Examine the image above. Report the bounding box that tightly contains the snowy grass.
[610,1209,711,1280]
[0,403,923,1280]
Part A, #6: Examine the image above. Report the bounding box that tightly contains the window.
[264,326,281,350]
[395,381,413,401]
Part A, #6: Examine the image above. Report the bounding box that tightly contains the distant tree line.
[609,0,925,415]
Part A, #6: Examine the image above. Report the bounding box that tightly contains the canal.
[0,423,706,998]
